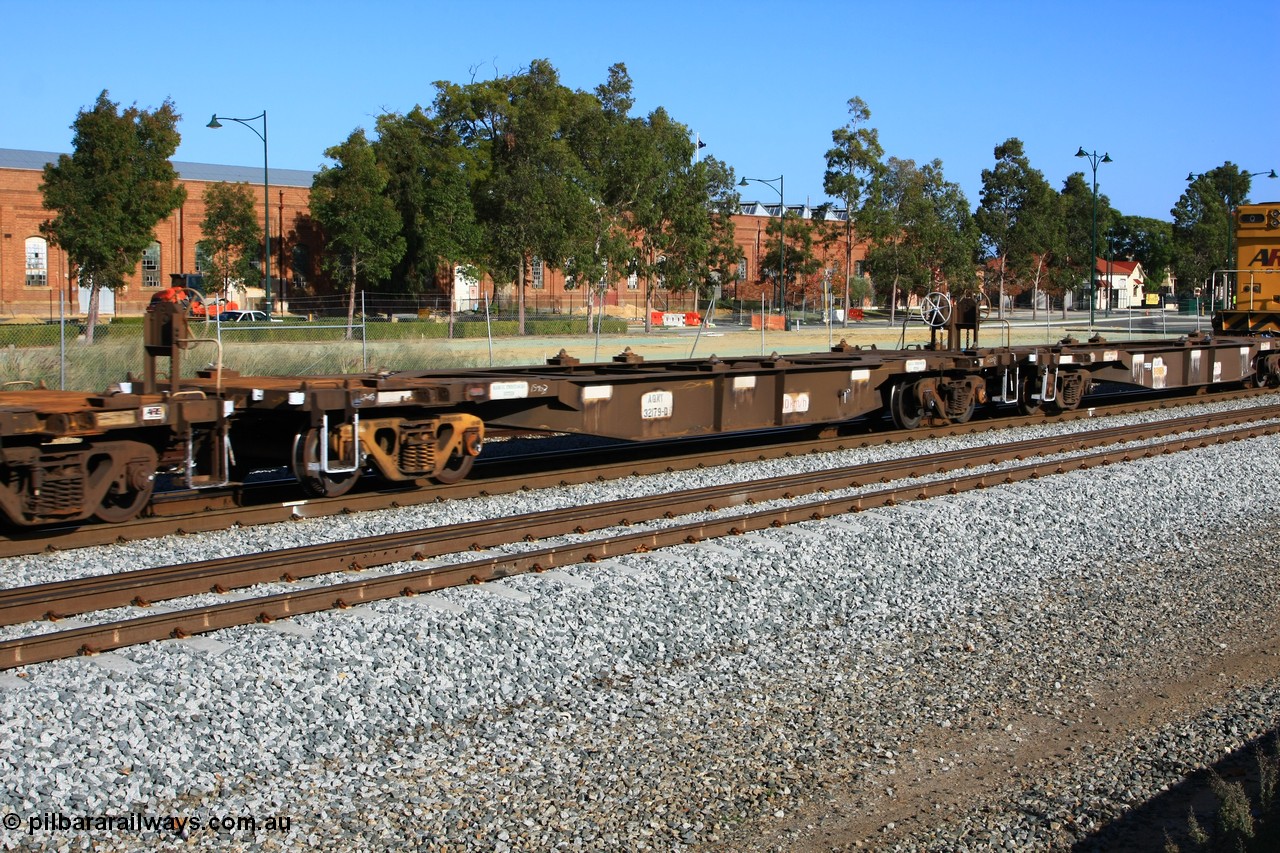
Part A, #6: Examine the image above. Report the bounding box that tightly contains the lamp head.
[207,115,222,129]
[1075,147,1086,158]
[1101,153,1112,163]
[1267,170,1278,179]
[1187,172,1197,182]
[738,178,749,187]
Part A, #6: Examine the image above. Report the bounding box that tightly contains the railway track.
[2,402,1278,670]
[3,386,1274,558]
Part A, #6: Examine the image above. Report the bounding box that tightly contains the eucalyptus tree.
[823,96,885,321]
[1171,163,1261,302]
[310,129,406,336]
[199,181,262,306]
[759,211,826,312]
[975,138,1057,318]
[563,63,651,330]
[672,153,740,322]
[373,105,480,295]
[862,157,921,323]
[619,105,738,331]
[40,90,186,341]
[1056,172,1117,315]
[1109,215,1174,295]
[913,159,980,291]
[863,157,977,324]
[434,59,594,334]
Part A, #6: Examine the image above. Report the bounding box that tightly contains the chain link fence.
[0,291,657,392]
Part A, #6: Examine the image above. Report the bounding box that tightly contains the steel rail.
[2,403,1276,628]
[1,416,1278,668]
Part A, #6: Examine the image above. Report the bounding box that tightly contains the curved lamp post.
[208,111,271,312]
[739,176,785,309]
[1186,168,1276,311]
[1075,147,1111,330]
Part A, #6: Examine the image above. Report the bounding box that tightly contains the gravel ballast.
[1,400,1279,851]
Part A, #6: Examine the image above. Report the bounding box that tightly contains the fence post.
[361,291,368,372]
[484,292,494,367]
[59,291,66,391]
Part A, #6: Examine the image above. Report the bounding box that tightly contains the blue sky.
[5,0,1278,221]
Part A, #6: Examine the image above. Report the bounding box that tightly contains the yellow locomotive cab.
[1215,203,1280,333]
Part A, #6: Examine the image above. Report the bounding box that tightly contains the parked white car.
[217,310,281,323]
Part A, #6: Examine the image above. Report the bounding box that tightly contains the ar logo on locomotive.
[1246,248,1280,267]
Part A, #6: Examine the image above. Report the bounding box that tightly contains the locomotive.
[1,231,1279,529]
[1216,201,1280,333]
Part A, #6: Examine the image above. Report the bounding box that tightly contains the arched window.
[25,237,48,287]
[141,241,161,289]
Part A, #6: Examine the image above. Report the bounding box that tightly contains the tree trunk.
[346,257,357,340]
[85,281,100,345]
[843,219,852,328]
[644,275,654,334]
[517,255,527,336]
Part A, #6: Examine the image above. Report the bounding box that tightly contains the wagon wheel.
[432,451,475,485]
[93,452,157,523]
[889,381,924,430]
[292,428,360,498]
[1017,374,1042,415]
[974,291,992,320]
[919,292,952,329]
[432,428,481,485]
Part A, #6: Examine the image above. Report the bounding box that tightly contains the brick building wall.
[1,148,869,319]
[0,150,317,319]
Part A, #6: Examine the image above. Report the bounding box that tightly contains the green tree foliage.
[400,60,736,335]
[760,212,826,310]
[373,106,480,294]
[862,157,920,320]
[434,59,594,334]
[863,158,977,321]
[1171,163,1262,302]
[628,110,738,329]
[824,97,885,316]
[563,63,655,329]
[1057,172,1117,312]
[199,181,262,305]
[1108,215,1174,293]
[310,129,406,336]
[975,138,1058,318]
[40,90,186,341]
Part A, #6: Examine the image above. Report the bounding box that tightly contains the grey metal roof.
[0,148,316,187]
[738,200,847,220]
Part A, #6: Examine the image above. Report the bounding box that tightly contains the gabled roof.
[1095,258,1141,276]
[0,148,317,188]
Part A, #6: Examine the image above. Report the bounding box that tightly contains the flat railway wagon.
[0,294,1277,529]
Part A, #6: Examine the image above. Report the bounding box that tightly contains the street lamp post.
[1186,168,1276,311]
[739,176,785,310]
[1075,147,1111,331]
[208,111,271,313]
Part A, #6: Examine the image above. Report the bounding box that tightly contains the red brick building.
[0,149,316,320]
[1,148,868,319]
